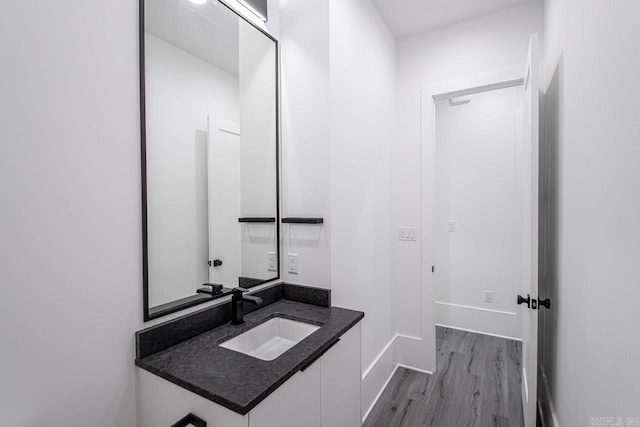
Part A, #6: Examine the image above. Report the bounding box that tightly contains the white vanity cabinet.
[138,322,361,427]
[320,321,362,427]
[249,361,321,427]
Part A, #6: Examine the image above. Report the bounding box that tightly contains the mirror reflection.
[142,0,279,319]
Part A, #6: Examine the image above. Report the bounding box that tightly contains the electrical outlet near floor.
[288,253,299,274]
[267,251,276,272]
[484,291,494,303]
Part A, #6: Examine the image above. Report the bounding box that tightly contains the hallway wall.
[394,2,544,372]
[328,0,396,417]
[539,0,640,424]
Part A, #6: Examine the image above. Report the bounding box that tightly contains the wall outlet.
[484,291,494,303]
[267,251,276,272]
[448,221,457,232]
[398,227,417,241]
[287,253,299,274]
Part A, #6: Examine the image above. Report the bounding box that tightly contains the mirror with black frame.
[140,0,279,321]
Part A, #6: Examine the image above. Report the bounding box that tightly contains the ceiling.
[372,0,540,38]
[145,0,239,75]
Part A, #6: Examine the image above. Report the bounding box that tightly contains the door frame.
[419,68,525,372]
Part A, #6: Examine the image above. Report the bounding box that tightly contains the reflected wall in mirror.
[140,0,279,321]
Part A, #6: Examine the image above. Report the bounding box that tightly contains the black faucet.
[231,287,263,325]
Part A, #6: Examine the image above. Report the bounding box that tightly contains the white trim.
[361,335,397,424]
[362,364,399,423]
[435,323,522,342]
[361,334,436,422]
[432,78,523,101]
[361,334,396,379]
[421,68,527,376]
[539,369,560,427]
[420,68,524,102]
[435,301,517,316]
[395,334,432,372]
[523,367,529,402]
[362,361,435,424]
[219,128,240,137]
[435,300,522,339]
[396,364,433,376]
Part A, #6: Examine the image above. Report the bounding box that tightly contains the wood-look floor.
[363,327,523,427]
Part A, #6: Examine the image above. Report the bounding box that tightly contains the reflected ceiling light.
[189,0,207,5]
[237,0,268,22]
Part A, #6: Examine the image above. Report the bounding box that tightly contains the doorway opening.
[433,82,525,340]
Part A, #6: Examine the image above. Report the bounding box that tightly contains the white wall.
[145,33,239,306]
[279,0,332,287]
[434,86,523,339]
[0,1,280,426]
[393,2,544,371]
[539,0,640,424]
[238,21,278,281]
[279,0,396,417]
[0,1,140,425]
[328,0,396,417]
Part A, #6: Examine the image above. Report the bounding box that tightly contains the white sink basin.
[220,317,320,361]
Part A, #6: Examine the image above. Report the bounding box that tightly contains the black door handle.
[538,298,551,309]
[517,294,531,308]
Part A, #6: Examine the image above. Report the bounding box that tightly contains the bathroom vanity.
[135,283,363,427]
[134,2,359,424]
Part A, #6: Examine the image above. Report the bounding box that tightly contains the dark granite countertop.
[135,299,364,415]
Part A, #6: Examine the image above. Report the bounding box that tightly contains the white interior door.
[207,116,242,286]
[520,33,540,427]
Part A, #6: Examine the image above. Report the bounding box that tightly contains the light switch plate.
[398,227,417,241]
[448,221,457,232]
[267,251,276,272]
[288,253,299,274]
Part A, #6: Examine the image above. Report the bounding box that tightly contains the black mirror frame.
[139,0,280,321]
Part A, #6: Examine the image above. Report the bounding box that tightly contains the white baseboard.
[435,301,522,339]
[538,368,560,427]
[395,334,435,371]
[361,323,529,427]
[435,323,522,342]
[361,334,436,424]
[361,336,397,423]
[361,363,399,423]
[397,363,433,376]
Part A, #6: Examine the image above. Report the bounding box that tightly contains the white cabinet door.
[248,362,322,427]
[320,323,362,427]
[137,369,248,427]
